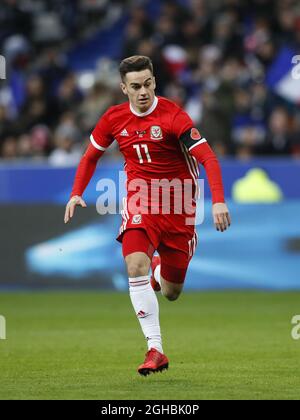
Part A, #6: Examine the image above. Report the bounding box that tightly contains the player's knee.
[125,252,150,278]
[127,260,149,278]
[163,288,181,301]
[165,292,180,301]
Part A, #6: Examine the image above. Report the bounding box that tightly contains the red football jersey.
[91,96,199,214]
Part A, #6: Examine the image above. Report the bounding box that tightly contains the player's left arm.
[180,128,231,232]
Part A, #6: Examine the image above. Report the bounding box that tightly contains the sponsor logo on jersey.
[132,214,142,224]
[136,130,146,138]
[120,129,129,136]
[191,128,201,141]
[150,125,163,140]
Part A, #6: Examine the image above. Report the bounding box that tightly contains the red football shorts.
[117,199,198,284]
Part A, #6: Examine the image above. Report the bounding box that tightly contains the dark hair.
[119,56,153,81]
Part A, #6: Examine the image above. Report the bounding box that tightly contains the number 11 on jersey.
[133,144,152,163]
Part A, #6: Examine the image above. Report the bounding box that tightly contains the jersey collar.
[129,96,158,117]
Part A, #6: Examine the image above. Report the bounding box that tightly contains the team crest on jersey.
[132,214,142,224]
[150,125,163,140]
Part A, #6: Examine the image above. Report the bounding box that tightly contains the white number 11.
[133,144,152,163]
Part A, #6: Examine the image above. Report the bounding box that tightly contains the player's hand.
[212,203,231,232]
[64,195,87,224]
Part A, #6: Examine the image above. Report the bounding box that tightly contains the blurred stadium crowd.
[0,0,300,164]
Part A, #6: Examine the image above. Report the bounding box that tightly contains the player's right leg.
[122,229,169,375]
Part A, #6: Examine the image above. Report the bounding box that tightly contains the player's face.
[121,69,156,113]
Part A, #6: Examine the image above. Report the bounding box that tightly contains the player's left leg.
[151,248,188,301]
[151,228,198,300]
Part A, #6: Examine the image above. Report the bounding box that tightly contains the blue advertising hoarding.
[0,158,299,290]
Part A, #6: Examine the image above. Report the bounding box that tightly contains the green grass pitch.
[0,291,299,400]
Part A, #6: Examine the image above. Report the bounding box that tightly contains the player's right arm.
[64,144,104,223]
[64,110,114,224]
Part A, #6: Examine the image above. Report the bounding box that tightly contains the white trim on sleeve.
[90,134,107,151]
[188,138,207,151]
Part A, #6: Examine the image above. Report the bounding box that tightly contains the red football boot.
[138,348,169,376]
[150,255,161,292]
